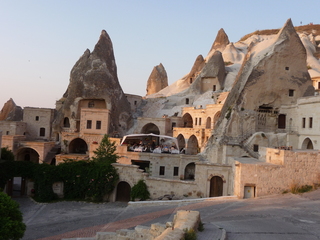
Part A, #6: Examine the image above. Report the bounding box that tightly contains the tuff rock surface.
[53,30,132,135]
[146,63,168,95]
[202,18,314,162]
[0,98,23,121]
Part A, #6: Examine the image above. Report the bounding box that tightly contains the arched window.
[63,117,70,128]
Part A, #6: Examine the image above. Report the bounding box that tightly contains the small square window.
[289,89,294,97]
[285,67,289,70]
[159,166,165,176]
[87,120,92,129]
[253,144,259,152]
[35,116,39,121]
[173,167,179,176]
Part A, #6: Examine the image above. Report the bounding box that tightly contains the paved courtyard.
[15,188,320,240]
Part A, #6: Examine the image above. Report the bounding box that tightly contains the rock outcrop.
[53,30,132,136]
[0,98,23,121]
[146,63,168,95]
[203,18,315,163]
[208,28,230,55]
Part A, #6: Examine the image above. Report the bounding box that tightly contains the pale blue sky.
[0,0,318,108]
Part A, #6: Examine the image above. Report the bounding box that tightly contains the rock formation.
[203,18,314,163]
[208,28,230,54]
[0,98,23,121]
[53,30,133,136]
[146,63,168,95]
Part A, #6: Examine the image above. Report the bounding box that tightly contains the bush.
[0,191,26,240]
[130,179,150,201]
[182,228,197,240]
[1,147,14,161]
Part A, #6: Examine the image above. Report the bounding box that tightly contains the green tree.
[91,134,119,164]
[0,192,26,240]
[1,147,14,161]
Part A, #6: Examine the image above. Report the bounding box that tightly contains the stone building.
[2,19,320,201]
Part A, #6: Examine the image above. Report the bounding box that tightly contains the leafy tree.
[0,191,26,240]
[91,134,119,164]
[1,147,14,161]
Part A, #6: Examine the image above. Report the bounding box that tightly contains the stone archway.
[186,135,199,155]
[209,176,223,197]
[177,134,186,153]
[69,138,88,154]
[301,138,314,149]
[182,113,193,128]
[16,148,39,163]
[141,123,160,135]
[184,162,195,180]
[116,181,131,202]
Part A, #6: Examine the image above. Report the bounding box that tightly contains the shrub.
[182,228,197,240]
[0,191,26,240]
[130,179,150,201]
[198,221,204,232]
[1,147,14,161]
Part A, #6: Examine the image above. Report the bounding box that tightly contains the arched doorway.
[209,176,223,197]
[177,134,186,153]
[69,138,88,154]
[206,117,212,129]
[63,117,70,128]
[141,123,160,135]
[182,113,193,128]
[186,135,199,155]
[184,163,195,180]
[16,148,39,163]
[301,138,314,149]
[116,181,131,202]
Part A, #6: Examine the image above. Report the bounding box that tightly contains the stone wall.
[23,107,55,141]
[233,148,320,198]
[0,121,26,136]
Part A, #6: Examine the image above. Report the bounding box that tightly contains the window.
[289,89,294,97]
[63,117,70,128]
[6,131,9,135]
[159,166,165,176]
[195,118,198,125]
[35,116,39,121]
[190,78,193,84]
[199,118,202,126]
[88,101,94,108]
[171,122,176,130]
[96,120,101,129]
[40,127,45,137]
[134,101,137,105]
[302,118,306,128]
[253,144,259,152]
[309,117,313,128]
[285,67,289,70]
[318,82,320,89]
[87,120,92,129]
[213,85,216,91]
[186,98,189,104]
[173,167,179,176]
